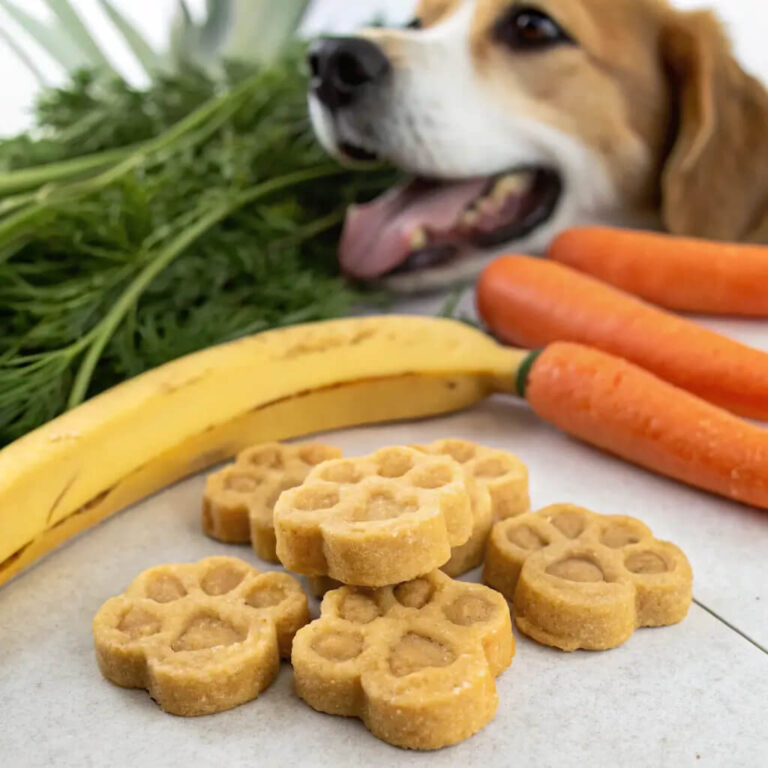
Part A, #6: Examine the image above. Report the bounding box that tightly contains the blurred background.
[0,0,765,446]
[0,0,765,136]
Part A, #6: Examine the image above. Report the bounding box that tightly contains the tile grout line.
[693,598,768,655]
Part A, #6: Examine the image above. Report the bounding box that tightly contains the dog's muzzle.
[309,37,390,111]
[306,34,564,289]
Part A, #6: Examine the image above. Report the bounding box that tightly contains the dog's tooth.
[410,227,428,251]
[491,184,507,203]
[492,173,530,201]
[461,210,479,227]
[478,195,500,215]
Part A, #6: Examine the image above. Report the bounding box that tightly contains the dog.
[308,0,768,291]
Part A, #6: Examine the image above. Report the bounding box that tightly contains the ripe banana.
[0,316,525,587]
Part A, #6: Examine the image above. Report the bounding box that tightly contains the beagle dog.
[308,0,768,291]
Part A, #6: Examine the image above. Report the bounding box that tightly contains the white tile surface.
[1,415,767,768]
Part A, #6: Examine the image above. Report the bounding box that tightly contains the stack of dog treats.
[93,439,692,751]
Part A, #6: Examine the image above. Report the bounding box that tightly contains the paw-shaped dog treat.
[483,505,692,651]
[306,441,529,596]
[413,439,529,576]
[202,442,342,559]
[93,557,309,716]
[292,570,514,750]
[274,447,472,587]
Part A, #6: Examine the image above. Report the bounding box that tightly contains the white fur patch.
[309,0,648,288]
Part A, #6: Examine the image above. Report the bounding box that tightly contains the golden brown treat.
[275,446,472,587]
[93,557,309,716]
[202,442,342,559]
[414,439,529,576]
[306,440,529,596]
[483,504,693,651]
[292,570,514,750]
[306,575,340,599]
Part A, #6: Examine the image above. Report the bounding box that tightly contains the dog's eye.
[405,18,423,30]
[495,6,573,50]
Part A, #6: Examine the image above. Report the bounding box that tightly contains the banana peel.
[0,316,525,587]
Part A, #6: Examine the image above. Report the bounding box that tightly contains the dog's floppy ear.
[661,11,768,242]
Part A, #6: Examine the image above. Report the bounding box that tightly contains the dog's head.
[309,0,768,290]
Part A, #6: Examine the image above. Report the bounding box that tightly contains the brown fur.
[661,11,768,241]
[416,0,462,27]
[412,0,768,243]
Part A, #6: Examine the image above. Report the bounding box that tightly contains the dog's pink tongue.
[339,179,486,279]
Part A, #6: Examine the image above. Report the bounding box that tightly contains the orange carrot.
[476,255,768,420]
[521,342,768,509]
[549,227,768,316]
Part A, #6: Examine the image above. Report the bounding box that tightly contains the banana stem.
[469,333,530,396]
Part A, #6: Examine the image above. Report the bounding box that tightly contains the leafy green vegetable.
[0,51,397,446]
[1,0,309,81]
[95,0,164,75]
[0,0,103,74]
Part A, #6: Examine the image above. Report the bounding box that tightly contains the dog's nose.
[308,37,390,109]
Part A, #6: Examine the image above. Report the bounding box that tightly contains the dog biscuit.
[93,556,309,716]
[202,442,342,559]
[274,446,472,586]
[414,439,529,576]
[484,504,693,651]
[306,440,529,596]
[292,570,514,749]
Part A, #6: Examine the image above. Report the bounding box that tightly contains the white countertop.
[1,387,767,767]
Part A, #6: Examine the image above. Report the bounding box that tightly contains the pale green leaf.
[199,0,232,54]
[169,0,205,70]
[169,0,309,72]
[223,0,310,65]
[96,0,163,77]
[0,23,49,84]
[41,0,116,73]
[0,0,92,71]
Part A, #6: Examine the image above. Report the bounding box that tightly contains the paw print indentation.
[93,557,309,715]
[291,570,514,750]
[202,441,342,559]
[413,440,530,577]
[483,505,693,651]
[275,447,472,587]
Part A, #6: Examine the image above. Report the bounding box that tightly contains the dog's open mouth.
[339,168,562,280]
